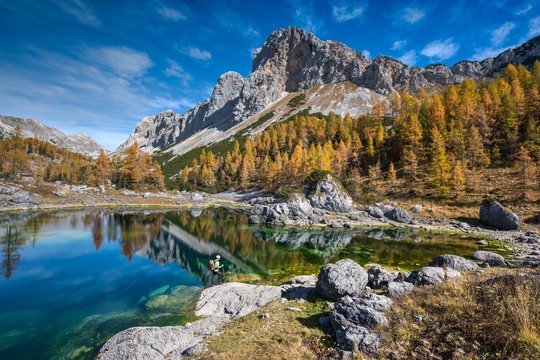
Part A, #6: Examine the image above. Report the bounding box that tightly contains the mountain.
[0,115,105,157]
[119,27,540,159]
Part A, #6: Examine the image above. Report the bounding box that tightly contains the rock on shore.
[97,282,281,359]
[480,201,521,230]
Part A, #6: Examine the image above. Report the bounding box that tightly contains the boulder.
[287,274,317,287]
[195,282,281,319]
[331,296,388,330]
[472,250,504,262]
[334,324,381,355]
[306,174,353,213]
[316,259,368,300]
[0,185,32,204]
[286,194,313,217]
[411,204,422,213]
[367,206,384,218]
[387,281,414,298]
[479,201,521,230]
[355,292,393,311]
[191,192,204,202]
[367,265,396,289]
[383,206,413,223]
[406,266,446,286]
[429,254,479,271]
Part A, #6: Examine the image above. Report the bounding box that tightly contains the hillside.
[118,27,540,162]
[0,115,105,157]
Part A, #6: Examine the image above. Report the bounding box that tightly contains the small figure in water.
[209,255,224,285]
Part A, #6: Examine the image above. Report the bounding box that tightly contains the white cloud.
[212,9,260,38]
[292,1,323,34]
[398,50,417,66]
[391,40,407,51]
[56,0,101,27]
[516,4,532,15]
[401,7,425,24]
[0,48,199,150]
[187,47,212,61]
[332,4,365,23]
[157,6,186,21]
[529,16,540,37]
[362,49,371,58]
[491,22,515,46]
[164,60,192,84]
[471,45,513,60]
[421,38,459,61]
[85,46,153,78]
[244,25,260,38]
[250,47,262,59]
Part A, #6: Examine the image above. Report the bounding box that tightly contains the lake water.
[0,208,488,359]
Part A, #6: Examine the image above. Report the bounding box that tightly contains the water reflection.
[1,208,485,284]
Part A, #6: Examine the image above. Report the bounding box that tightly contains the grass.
[287,93,306,108]
[192,296,334,360]
[378,268,540,359]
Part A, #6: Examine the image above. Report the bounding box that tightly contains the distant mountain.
[0,115,105,157]
[119,27,540,160]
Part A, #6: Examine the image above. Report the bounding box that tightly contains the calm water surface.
[0,208,488,359]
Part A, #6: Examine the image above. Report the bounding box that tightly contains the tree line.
[0,129,164,190]
[176,61,540,199]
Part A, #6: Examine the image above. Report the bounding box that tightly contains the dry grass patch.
[379,268,540,359]
[192,298,335,360]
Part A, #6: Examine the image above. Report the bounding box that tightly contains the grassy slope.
[192,269,540,360]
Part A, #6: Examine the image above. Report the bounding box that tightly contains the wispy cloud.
[491,22,515,46]
[164,60,192,84]
[421,38,459,61]
[157,6,186,21]
[331,1,365,23]
[56,0,101,27]
[471,46,513,60]
[529,16,540,37]
[84,46,153,78]
[362,49,371,58]
[391,40,407,51]
[398,50,417,66]
[212,8,260,39]
[401,7,425,24]
[291,0,323,34]
[187,47,212,61]
[516,3,533,15]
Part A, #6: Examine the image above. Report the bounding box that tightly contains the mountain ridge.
[0,114,105,158]
[118,27,540,156]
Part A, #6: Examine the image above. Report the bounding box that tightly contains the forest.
[0,131,164,191]
[175,62,540,203]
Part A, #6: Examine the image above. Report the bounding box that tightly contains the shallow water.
[0,208,487,359]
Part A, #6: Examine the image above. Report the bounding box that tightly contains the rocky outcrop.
[0,115,104,157]
[429,254,479,272]
[316,259,368,300]
[119,24,540,158]
[367,204,413,223]
[98,282,281,360]
[195,282,281,318]
[0,184,39,209]
[306,174,353,213]
[480,201,521,230]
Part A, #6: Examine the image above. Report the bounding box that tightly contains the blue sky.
[0,0,539,150]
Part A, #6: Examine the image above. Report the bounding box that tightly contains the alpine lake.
[0,207,503,359]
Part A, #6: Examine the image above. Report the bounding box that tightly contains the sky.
[0,0,539,150]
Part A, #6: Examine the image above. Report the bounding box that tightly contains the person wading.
[209,255,224,285]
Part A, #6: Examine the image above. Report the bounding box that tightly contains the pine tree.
[429,128,452,193]
[466,125,490,167]
[289,143,305,182]
[387,162,397,183]
[94,148,110,186]
[4,126,29,179]
[452,161,465,195]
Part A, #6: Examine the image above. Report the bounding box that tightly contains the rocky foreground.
[97,250,538,359]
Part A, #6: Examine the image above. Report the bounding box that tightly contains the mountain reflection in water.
[1,208,483,284]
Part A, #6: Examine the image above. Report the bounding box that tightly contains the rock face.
[316,259,368,300]
[429,254,479,272]
[480,201,521,230]
[119,26,540,157]
[0,115,104,157]
[306,175,354,213]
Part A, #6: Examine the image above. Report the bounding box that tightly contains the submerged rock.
[316,259,368,300]
[479,201,521,230]
[429,254,479,272]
